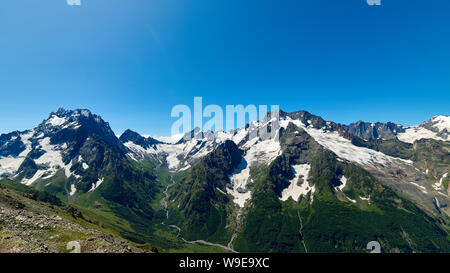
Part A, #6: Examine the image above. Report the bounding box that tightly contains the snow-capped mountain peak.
[0,108,127,193]
[426,115,450,133]
[397,115,449,144]
[2,108,448,203]
[153,134,184,144]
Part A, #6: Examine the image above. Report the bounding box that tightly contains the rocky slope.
[0,109,161,248]
[0,180,151,253]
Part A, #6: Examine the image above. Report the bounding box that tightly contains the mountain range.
[0,108,449,253]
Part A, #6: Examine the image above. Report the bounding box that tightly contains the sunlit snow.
[46,115,67,127]
[280,164,315,202]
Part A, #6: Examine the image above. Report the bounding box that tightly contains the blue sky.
[0,0,449,136]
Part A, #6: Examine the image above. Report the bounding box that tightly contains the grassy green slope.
[233,125,450,253]
[234,150,450,253]
[166,140,243,245]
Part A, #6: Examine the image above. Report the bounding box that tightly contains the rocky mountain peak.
[346,120,404,140]
[422,115,450,134]
[119,129,161,148]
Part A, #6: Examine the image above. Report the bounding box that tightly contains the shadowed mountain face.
[0,108,449,253]
[0,109,160,244]
[0,108,127,190]
[119,130,162,149]
[345,121,405,140]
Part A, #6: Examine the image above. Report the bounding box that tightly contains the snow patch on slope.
[64,161,74,178]
[429,116,450,132]
[124,141,157,158]
[336,175,347,191]
[89,177,104,192]
[306,128,389,166]
[280,117,414,167]
[215,131,232,143]
[333,175,357,203]
[397,127,447,143]
[231,128,248,145]
[63,160,81,179]
[47,115,67,127]
[433,173,448,191]
[0,131,34,177]
[280,117,392,166]
[34,138,65,177]
[154,134,184,144]
[410,182,428,194]
[228,136,281,208]
[157,137,217,171]
[157,143,185,170]
[21,137,84,185]
[397,116,449,143]
[227,159,251,208]
[280,164,315,202]
[69,184,77,196]
[22,170,47,186]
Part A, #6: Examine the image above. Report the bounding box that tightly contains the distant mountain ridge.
[0,108,448,195]
[0,108,449,253]
[0,108,126,188]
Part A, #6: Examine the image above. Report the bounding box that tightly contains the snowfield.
[0,128,92,186]
[154,134,184,144]
[397,126,447,143]
[306,128,389,166]
[124,115,438,210]
[22,170,47,186]
[280,164,315,202]
[397,115,449,143]
[429,116,450,132]
[228,135,281,208]
[0,131,34,177]
[124,141,158,158]
[279,117,409,167]
[33,137,66,181]
[46,115,68,127]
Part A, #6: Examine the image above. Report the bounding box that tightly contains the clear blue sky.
[0,0,449,136]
